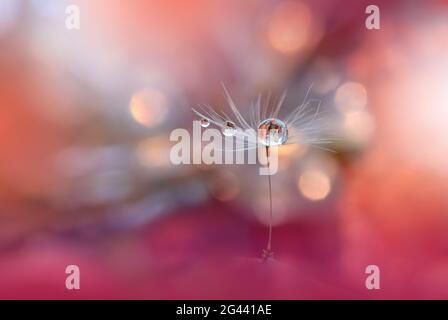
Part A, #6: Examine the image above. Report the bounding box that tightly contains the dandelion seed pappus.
[191,84,335,259]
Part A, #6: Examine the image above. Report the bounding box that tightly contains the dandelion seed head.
[192,84,336,153]
[192,85,337,259]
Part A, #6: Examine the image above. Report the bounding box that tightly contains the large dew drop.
[258,118,288,146]
[222,121,237,137]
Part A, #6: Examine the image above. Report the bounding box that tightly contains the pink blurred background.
[1,0,448,299]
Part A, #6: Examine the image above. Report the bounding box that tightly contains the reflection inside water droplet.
[258,118,288,146]
[200,118,210,128]
[222,121,237,136]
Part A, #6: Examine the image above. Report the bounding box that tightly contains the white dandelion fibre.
[192,85,336,153]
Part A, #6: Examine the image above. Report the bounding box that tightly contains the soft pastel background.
[1,0,448,299]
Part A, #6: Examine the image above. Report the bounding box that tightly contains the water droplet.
[200,118,210,128]
[258,118,288,146]
[222,121,237,137]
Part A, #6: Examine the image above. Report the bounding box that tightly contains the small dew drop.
[200,118,210,128]
[222,121,237,137]
[258,118,288,146]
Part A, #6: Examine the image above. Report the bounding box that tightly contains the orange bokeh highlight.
[130,88,168,127]
[267,1,313,54]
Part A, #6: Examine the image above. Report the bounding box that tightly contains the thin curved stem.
[262,146,274,261]
[266,147,272,251]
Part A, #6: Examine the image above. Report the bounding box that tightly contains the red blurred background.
[1,0,448,299]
